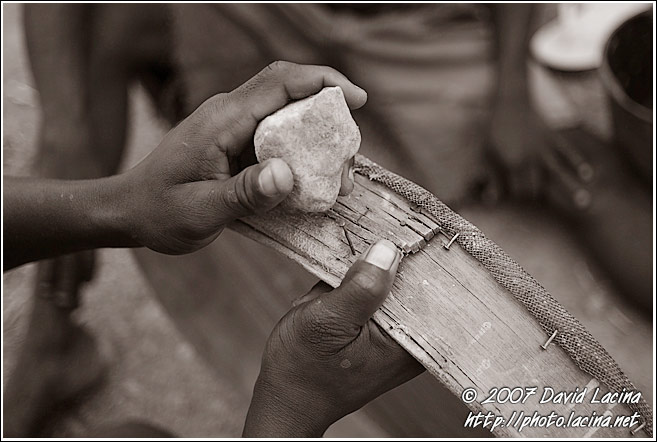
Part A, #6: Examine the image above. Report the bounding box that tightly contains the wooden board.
[134,231,486,437]
[229,173,648,438]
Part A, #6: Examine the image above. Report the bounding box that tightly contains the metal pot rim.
[599,10,653,123]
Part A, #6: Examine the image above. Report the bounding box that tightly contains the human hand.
[243,240,424,437]
[483,101,596,209]
[485,96,595,192]
[121,61,367,254]
[541,128,595,215]
[35,252,95,309]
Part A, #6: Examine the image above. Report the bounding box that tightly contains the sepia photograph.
[2,2,654,439]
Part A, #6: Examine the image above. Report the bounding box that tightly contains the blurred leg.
[14,10,104,436]
[13,6,172,435]
[23,4,100,179]
[24,4,119,313]
[86,4,173,174]
[3,267,107,437]
[25,4,172,178]
[23,4,173,305]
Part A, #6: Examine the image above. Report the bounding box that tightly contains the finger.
[35,259,57,295]
[292,281,333,307]
[204,158,294,222]
[78,250,96,283]
[320,239,400,328]
[52,254,82,309]
[551,132,595,183]
[480,145,511,204]
[542,148,592,212]
[235,61,368,116]
[204,61,367,154]
[339,157,355,196]
[477,167,504,205]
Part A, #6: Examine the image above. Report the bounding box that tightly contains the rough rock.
[254,86,361,212]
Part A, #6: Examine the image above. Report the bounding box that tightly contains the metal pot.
[599,10,653,183]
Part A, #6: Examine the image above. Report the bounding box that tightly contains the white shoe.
[530,3,651,71]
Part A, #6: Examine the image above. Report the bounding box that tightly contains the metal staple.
[354,154,652,437]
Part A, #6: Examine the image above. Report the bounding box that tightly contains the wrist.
[243,374,334,437]
[90,174,141,248]
[495,71,529,103]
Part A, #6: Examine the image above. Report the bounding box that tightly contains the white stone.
[254,87,361,212]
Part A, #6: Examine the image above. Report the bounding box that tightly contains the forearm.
[3,176,138,270]
[490,4,535,100]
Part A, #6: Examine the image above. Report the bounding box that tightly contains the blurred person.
[20,2,550,319]
[21,3,180,322]
[170,3,652,311]
[23,3,651,315]
[3,62,423,437]
[195,3,653,313]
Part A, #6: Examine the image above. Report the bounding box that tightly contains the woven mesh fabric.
[354,154,652,436]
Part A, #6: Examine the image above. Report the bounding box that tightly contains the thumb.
[320,240,401,328]
[210,158,294,222]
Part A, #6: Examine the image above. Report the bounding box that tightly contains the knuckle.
[218,184,240,213]
[192,94,224,128]
[188,93,237,151]
[204,93,248,153]
[348,271,384,296]
[302,320,333,346]
[166,190,216,243]
[298,304,351,352]
[266,60,292,75]
[203,93,230,115]
[215,127,238,154]
[228,169,258,212]
[299,306,332,340]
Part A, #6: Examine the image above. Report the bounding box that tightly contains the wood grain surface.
[230,172,648,437]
